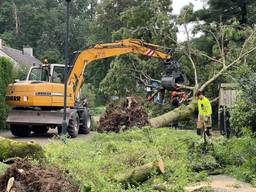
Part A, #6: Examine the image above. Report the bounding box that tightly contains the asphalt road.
[0,129,94,145]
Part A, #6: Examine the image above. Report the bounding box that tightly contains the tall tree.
[195,0,256,25]
[149,5,256,127]
[99,0,177,96]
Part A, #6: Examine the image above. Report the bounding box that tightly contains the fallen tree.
[149,100,197,128]
[0,137,45,161]
[148,19,256,127]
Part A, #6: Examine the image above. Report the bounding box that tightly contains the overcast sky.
[172,0,206,42]
[172,0,206,15]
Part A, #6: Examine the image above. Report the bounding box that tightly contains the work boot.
[206,129,212,137]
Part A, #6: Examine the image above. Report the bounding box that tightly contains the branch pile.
[98,97,148,133]
[0,159,79,192]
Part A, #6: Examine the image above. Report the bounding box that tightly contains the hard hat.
[171,91,177,97]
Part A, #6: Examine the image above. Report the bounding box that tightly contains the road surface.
[0,129,94,145]
[185,175,256,192]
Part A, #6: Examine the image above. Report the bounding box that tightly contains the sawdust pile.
[98,97,148,133]
[0,159,79,192]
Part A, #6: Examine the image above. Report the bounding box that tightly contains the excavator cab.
[26,64,65,83]
[27,66,50,82]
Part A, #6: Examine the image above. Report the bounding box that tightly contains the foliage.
[178,3,256,99]
[13,64,29,80]
[194,0,256,25]
[229,64,256,134]
[144,101,173,118]
[0,57,13,129]
[99,0,177,97]
[89,106,106,117]
[213,136,256,186]
[0,162,8,175]
[46,127,256,190]
[0,0,97,60]
[46,128,209,191]
[80,84,96,107]
[230,99,256,135]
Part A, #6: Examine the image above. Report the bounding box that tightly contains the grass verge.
[45,128,256,191]
[45,128,209,191]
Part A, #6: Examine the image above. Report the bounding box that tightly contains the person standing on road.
[196,91,212,136]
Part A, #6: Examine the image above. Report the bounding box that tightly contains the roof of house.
[1,46,42,67]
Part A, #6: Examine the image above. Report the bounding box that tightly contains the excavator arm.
[68,39,172,97]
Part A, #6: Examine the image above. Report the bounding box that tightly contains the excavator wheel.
[10,124,31,137]
[79,108,91,134]
[67,112,79,138]
[32,126,49,134]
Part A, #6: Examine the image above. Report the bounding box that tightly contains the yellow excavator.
[5,39,173,138]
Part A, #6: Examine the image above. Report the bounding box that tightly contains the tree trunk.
[149,100,197,128]
[0,137,45,161]
[115,159,164,186]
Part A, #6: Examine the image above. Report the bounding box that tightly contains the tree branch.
[220,24,226,67]
[192,50,223,65]
[200,46,256,91]
[176,83,195,90]
[182,20,199,89]
[240,30,256,57]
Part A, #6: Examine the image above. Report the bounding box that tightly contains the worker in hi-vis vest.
[196,91,212,136]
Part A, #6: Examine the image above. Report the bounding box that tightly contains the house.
[0,39,42,68]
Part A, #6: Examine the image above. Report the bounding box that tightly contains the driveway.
[0,129,94,145]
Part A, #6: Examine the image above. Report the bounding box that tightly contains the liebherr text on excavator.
[5,39,178,138]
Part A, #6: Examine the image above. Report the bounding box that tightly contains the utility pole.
[62,0,71,135]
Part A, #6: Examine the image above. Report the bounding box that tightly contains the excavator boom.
[68,39,171,97]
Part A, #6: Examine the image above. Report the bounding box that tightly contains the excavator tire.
[67,112,79,138]
[32,126,49,134]
[10,124,31,137]
[79,109,91,134]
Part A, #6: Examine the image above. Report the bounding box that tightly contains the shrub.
[213,136,256,186]
[230,99,256,135]
[0,57,13,129]
[229,64,256,135]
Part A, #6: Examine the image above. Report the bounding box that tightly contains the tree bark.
[115,159,164,186]
[0,137,45,161]
[149,100,197,128]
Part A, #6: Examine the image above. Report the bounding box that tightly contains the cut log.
[116,159,164,186]
[0,137,45,161]
[149,100,197,128]
[153,184,168,191]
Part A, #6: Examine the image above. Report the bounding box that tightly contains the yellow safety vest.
[198,97,212,115]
